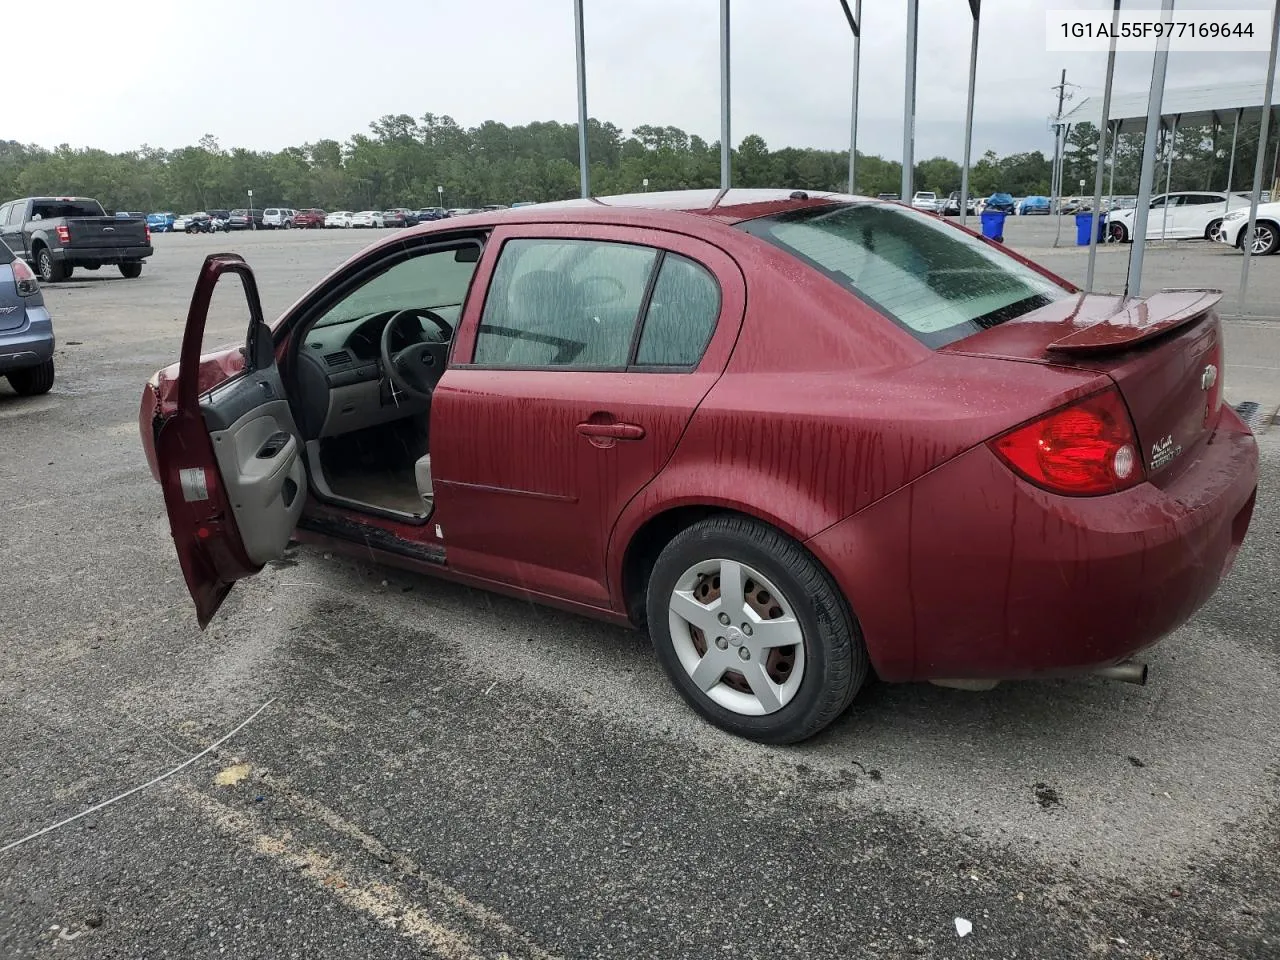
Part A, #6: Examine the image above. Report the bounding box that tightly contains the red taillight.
[145,223,151,244]
[990,388,1145,497]
[55,225,69,244]
[11,258,39,296]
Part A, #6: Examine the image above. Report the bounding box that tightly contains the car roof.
[385,189,863,245]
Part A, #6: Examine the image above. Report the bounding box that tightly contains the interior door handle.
[576,422,645,441]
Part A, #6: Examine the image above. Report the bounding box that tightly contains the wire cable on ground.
[0,698,276,856]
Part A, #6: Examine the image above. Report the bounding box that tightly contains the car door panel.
[432,369,720,604]
[153,253,303,625]
[431,224,747,608]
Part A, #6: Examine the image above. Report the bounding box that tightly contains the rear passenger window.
[475,239,656,368]
[635,254,720,367]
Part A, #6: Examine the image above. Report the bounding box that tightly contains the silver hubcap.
[1252,227,1273,254]
[668,559,805,716]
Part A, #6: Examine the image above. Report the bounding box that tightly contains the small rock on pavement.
[954,918,973,938]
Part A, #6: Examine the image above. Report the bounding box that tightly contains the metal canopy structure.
[1061,79,1280,134]
[568,0,1279,314]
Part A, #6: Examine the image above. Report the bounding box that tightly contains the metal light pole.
[720,0,732,189]
[573,0,589,198]
[1125,0,1175,299]
[1085,0,1120,291]
[901,0,919,200]
[839,0,861,194]
[1159,114,1179,239]
[959,0,981,227]
[1239,1,1280,309]
[1224,108,1242,222]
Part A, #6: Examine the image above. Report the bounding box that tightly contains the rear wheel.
[7,359,54,396]
[1108,222,1129,243]
[1205,218,1224,242]
[646,515,867,744]
[36,247,68,283]
[119,261,143,278]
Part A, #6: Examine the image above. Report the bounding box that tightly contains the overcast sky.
[12,0,1277,160]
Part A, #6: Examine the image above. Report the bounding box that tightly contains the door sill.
[296,513,446,565]
[304,439,430,526]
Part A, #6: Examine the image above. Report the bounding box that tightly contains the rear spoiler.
[1045,289,1222,355]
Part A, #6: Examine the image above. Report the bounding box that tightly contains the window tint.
[739,203,1067,349]
[474,239,656,367]
[635,254,720,366]
[311,243,481,330]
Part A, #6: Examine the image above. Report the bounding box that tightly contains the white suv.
[262,208,292,229]
[910,191,939,212]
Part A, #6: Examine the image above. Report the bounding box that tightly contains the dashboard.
[292,306,461,440]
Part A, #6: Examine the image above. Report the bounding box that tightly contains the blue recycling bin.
[980,210,1007,242]
[1075,212,1106,245]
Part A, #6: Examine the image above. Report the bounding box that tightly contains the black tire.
[1205,218,1224,242]
[36,247,68,283]
[1249,221,1280,255]
[645,514,868,744]
[118,261,143,279]
[1107,222,1129,243]
[7,359,54,396]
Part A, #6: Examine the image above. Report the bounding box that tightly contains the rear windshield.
[739,203,1068,348]
[31,199,106,219]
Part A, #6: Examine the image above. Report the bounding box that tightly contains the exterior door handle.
[576,421,646,442]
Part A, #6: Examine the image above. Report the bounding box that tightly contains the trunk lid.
[946,291,1226,488]
[66,216,148,249]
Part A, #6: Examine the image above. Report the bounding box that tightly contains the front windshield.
[311,244,482,330]
[739,202,1068,348]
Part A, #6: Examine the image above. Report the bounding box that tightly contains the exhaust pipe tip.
[1092,661,1149,686]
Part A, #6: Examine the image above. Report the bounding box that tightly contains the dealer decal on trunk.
[1151,434,1182,471]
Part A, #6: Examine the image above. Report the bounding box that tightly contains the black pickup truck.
[0,196,153,282]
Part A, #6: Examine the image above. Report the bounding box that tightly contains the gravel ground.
[1,227,1277,959]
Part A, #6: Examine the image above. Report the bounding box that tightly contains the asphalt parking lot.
[1,223,1278,959]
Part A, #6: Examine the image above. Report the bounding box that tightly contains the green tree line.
[1,112,1274,214]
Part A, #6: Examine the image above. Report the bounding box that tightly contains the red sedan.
[292,208,326,229]
[139,189,1258,743]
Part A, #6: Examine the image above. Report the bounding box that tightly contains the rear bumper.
[50,245,152,265]
[807,407,1259,682]
[0,305,55,373]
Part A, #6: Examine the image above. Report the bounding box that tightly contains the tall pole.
[720,0,731,189]
[1050,69,1068,246]
[1225,108,1242,220]
[1126,0,1175,299]
[1239,1,1280,309]
[901,0,919,200]
[573,0,589,199]
[1106,119,1119,229]
[1160,115,1179,239]
[1085,0,1120,291]
[960,0,981,227]
[840,0,861,194]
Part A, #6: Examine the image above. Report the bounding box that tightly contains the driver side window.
[310,243,481,331]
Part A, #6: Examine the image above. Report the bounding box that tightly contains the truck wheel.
[8,359,55,396]
[36,248,68,283]
[118,262,143,279]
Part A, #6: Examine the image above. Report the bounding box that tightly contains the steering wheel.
[380,308,453,401]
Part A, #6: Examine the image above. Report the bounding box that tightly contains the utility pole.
[1050,69,1070,246]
